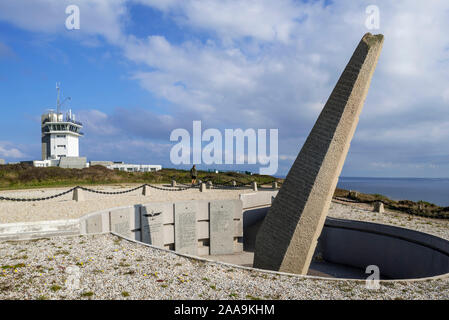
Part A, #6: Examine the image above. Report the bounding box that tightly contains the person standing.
[190,165,197,185]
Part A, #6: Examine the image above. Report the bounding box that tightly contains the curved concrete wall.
[243,206,449,279]
[320,218,449,279]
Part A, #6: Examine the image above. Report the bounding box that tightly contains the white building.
[41,110,83,161]
[32,84,162,171]
[107,163,162,172]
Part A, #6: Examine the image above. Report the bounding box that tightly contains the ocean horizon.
[274,176,449,207]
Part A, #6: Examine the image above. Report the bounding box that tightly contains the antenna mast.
[56,82,61,115]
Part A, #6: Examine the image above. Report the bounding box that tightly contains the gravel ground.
[0,233,448,300]
[0,186,448,300]
[0,185,254,224]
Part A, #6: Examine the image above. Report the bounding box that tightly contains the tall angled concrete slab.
[253,33,384,275]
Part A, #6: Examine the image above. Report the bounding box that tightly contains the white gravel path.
[0,233,447,300]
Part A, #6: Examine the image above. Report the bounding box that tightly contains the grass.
[2,263,26,270]
[50,285,62,292]
[0,164,277,191]
[81,291,94,297]
[55,250,70,256]
[334,188,449,219]
[123,270,135,275]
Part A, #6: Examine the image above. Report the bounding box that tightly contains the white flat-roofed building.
[33,159,60,167]
[107,163,162,172]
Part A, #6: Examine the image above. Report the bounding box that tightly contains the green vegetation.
[80,291,94,297]
[0,163,277,190]
[50,285,62,292]
[3,163,445,219]
[1,263,26,269]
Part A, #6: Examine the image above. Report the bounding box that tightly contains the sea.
[337,177,449,207]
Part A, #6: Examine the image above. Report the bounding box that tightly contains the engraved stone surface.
[210,200,235,255]
[110,207,140,240]
[141,203,171,247]
[254,33,384,275]
[174,202,198,255]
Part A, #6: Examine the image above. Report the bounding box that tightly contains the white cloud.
[0,142,26,158]
[77,109,120,136]
[1,0,449,176]
[0,0,128,44]
[134,0,302,43]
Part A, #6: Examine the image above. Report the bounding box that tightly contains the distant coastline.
[273,175,449,208]
[337,177,449,207]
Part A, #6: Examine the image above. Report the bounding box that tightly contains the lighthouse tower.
[41,84,83,161]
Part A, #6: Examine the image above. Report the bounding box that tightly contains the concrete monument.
[174,202,198,255]
[253,33,384,274]
[110,206,141,240]
[141,203,170,247]
[210,200,235,255]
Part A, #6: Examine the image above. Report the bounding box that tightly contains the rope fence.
[0,180,279,202]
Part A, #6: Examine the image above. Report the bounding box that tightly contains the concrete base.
[373,202,384,213]
[142,185,150,196]
[0,220,80,241]
[252,182,258,191]
[72,188,84,202]
[203,251,370,279]
[59,157,87,169]
[245,206,449,279]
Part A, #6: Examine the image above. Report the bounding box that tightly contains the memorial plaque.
[86,214,102,234]
[254,33,384,275]
[141,203,171,247]
[210,200,235,255]
[110,207,140,240]
[174,202,198,255]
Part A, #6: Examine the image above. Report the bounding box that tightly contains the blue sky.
[0,0,449,178]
